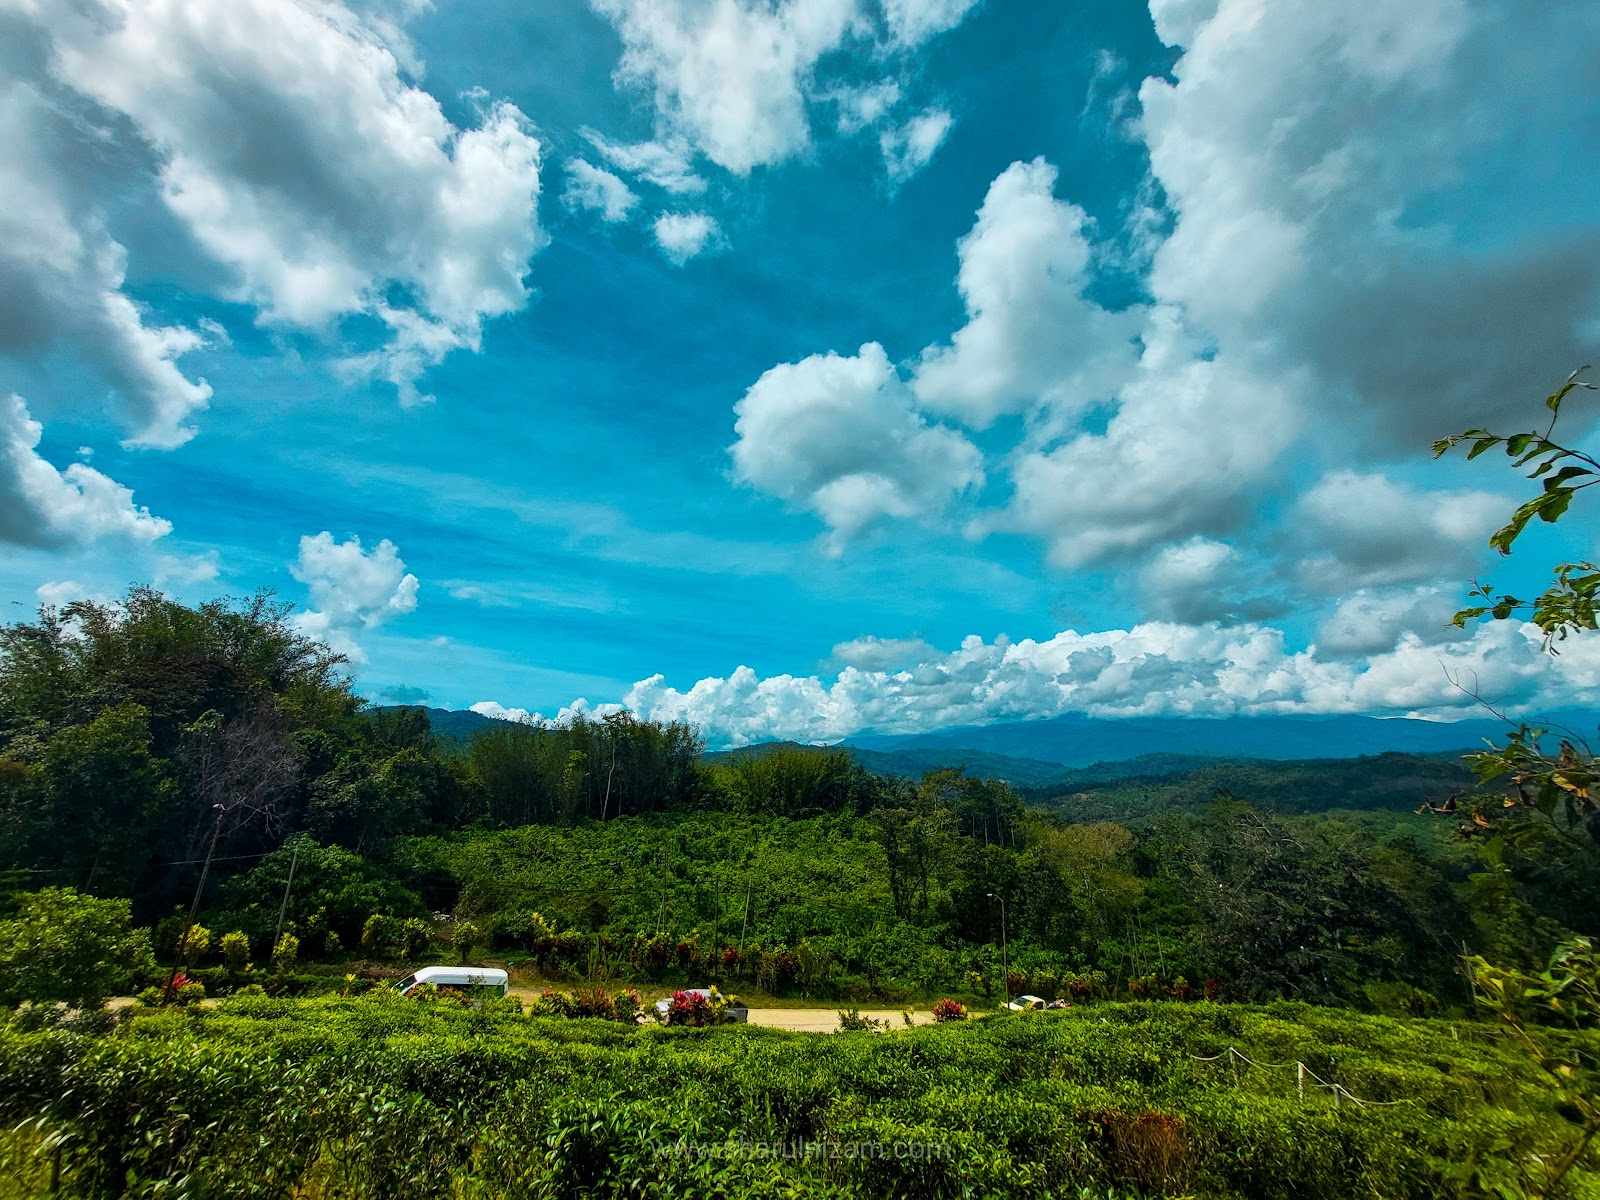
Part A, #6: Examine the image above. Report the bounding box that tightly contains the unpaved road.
[744,1008,933,1031]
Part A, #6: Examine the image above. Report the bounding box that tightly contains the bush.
[176,923,212,962]
[271,933,299,975]
[362,914,431,960]
[931,998,966,1023]
[452,920,481,964]
[220,930,251,971]
[837,1007,886,1032]
[0,888,153,1008]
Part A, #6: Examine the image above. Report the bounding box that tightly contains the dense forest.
[0,587,1590,1010]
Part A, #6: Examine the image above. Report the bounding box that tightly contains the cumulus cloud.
[879,107,952,184]
[21,0,545,409]
[589,0,861,174]
[911,158,1142,428]
[985,307,1299,566]
[1316,587,1468,659]
[1138,0,1600,445]
[470,697,623,725]
[291,531,419,664]
[586,0,980,175]
[652,212,721,265]
[831,635,939,671]
[626,617,1598,746]
[0,80,211,448]
[562,160,640,223]
[1138,537,1286,625]
[731,342,983,548]
[1295,472,1505,591]
[0,393,172,548]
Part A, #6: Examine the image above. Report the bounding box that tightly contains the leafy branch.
[1433,367,1597,648]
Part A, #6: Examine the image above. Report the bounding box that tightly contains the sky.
[2,0,1599,747]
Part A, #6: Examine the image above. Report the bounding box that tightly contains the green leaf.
[1467,437,1502,460]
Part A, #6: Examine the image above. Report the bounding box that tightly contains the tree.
[1431,367,1600,892]
[0,887,153,1007]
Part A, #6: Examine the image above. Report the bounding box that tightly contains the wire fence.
[1190,1046,1410,1107]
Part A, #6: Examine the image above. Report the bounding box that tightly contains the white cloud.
[1316,587,1468,659]
[24,0,544,409]
[1138,536,1285,625]
[831,635,939,671]
[589,0,861,174]
[1137,0,1600,445]
[0,393,172,548]
[879,107,952,184]
[471,697,623,725]
[586,0,980,175]
[562,160,640,223]
[1295,472,1505,591]
[652,211,721,265]
[626,617,1599,746]
[0,81,212,448]
[832,79,901,134]
[881,0,981,48]
[153,551,220,589]
[911,158,1142,428]
[581,128,708,194]
[730,342,983,549]
[985,307,1299,566]
[35,580,116,609]
[291,531,419,664]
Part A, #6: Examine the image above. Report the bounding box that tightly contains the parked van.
[394,966,509,998]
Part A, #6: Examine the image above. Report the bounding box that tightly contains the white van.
[394,966,509,998]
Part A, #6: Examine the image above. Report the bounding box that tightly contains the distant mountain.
[374,705,498,743]
[845,711,1600,768]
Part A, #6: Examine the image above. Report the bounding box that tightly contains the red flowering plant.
[930,998,967,1023]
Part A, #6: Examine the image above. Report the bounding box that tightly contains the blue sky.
[2,0,1598,746]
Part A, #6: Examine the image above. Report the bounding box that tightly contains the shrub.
[176,923,212,961]
[452,920,481,964]
[176,980,206,1006]
[220,930,252,971]
[931,998,966,1023]
[270,933,299,975]
[837,1007,886,1033]
[362,914,431,960]
[0,887,154,1008]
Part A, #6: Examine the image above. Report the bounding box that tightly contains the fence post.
[1296,1061,1305,1101]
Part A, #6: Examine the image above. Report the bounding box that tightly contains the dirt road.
[744,1007,932,1031]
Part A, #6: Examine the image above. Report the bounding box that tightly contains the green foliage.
[451,919,480,964]
[5,995,1586,1198]
[0,888,152,1008]
[1433,365,1598,646]
[361,913,431,960]
[270,932,299,975]
[219,929,251,971]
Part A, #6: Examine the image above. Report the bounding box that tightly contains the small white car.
[393,966,509,997]
[1006,994,1047,1011]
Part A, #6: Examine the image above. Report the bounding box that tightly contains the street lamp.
[987,892,1008,1010]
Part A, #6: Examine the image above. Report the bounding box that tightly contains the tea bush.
[1,994,1593,1198]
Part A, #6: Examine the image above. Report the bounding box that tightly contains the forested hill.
[845,710,1598,764]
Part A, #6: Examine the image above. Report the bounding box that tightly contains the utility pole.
[273,839,302,950]
[737,884,752,956]
[166,803,225,1003]
[987,891,1009,1010]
